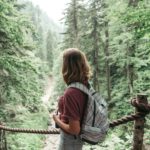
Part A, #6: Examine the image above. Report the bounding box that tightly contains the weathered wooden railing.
[0,94,149,150]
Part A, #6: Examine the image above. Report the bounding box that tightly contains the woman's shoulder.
[64,87,85,97]
[64,87,80,94]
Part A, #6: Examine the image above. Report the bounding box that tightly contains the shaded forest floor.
[42,76,59,150]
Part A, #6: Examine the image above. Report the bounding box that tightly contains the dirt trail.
[41,76,59,150]
[41,76,54,105]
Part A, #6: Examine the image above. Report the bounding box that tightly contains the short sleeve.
[63,92,80,121]
[58,96,64,113]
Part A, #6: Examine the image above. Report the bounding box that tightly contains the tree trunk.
[0,129,7,150]
[126,0,139,94]
[92,15,100,91]
[126,46,134,94]
[73,0,79,47]
[104,21,111,101]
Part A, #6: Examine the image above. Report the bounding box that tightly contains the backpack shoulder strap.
[68,82,89,127]
[68,82,90,95]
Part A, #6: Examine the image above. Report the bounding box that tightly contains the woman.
[53,48,91,150]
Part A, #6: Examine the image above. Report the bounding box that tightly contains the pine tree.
[62,0,85,48]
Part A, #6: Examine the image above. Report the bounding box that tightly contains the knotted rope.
[131,98,150,113]
[0,98,149,134]
[0,124,60,134]
[109,98,150,128]
[109,112,145,128]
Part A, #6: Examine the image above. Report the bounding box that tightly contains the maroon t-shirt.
[58,87,87,124]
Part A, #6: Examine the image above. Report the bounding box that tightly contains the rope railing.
[0,112,147,134]
[0,94,149,150]
[1,98,149,133]
[109,112,145,128]
[131,98,150,113]
[0,125,60,134]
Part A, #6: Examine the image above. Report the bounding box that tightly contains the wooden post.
[0,122,7,150]
[132,94,148,150]
[0,129,2,149]
[0,129,6,150]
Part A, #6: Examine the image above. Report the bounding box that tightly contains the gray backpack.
[68,82,109,145]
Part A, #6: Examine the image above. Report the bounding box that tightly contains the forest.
[0,0,150,149]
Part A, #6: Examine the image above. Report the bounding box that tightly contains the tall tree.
[104,20,111,101]
[124,0,150,94]
[126,0,140,94]
[85,0,105,91]
[89,1,100,91]
[62,0,85,48]
[46,29,54,70]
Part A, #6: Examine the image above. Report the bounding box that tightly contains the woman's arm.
[53,114,80,135]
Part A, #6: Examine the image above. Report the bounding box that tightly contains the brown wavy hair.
[62,48,92,85]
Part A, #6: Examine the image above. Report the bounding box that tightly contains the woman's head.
[62,48,91,85]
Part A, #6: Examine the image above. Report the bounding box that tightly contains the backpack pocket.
[80,125,106,145]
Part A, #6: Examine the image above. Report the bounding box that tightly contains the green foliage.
[0,0,35,54]
[0,0,54,149]
[51,48,66,103]
[20,0,60,70]
[6,106,49,150]
[123,1,150,38]
[62,0,86,48]
[0,55,43,106]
